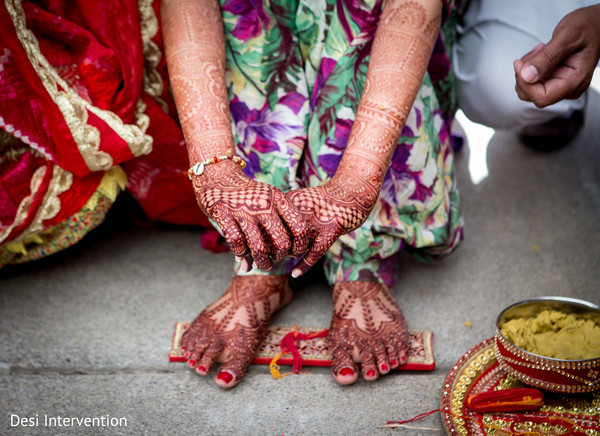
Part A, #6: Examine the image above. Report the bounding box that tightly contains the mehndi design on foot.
[181,275,292,388]
[329,281,409,385]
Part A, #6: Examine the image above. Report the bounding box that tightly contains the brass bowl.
[495,296,600,393]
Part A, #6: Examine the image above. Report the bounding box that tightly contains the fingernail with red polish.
[217,371,234,384]
[381,364,389,372]
[339,367,355,377]
[366,369,376,377]
[390,360,398,367]
[197,365,207,373]
[188,359,196,367]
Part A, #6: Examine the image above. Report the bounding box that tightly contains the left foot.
[328,281,409,385]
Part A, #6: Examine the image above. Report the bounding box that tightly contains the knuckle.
[305,250,323,266]
[274,238,291,256]
[252,238,267,255]
[276,251,289,262]
[532,97,549,108]
[222,228,242,245]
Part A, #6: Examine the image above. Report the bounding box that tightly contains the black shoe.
[518,109,584,152]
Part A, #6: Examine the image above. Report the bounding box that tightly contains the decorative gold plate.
[441,338,600,435]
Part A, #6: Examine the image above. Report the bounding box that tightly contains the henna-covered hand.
[162,0,309,269]
[193,161,309,270]
[286,161,382,276]
[286,0,442,277]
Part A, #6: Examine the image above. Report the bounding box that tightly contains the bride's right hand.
[192,160,310,271]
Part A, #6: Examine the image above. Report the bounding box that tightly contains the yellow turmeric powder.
[501,309,600,360]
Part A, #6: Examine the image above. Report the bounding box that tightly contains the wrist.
[332,148,389,194]
[189,155,247,187]
[326,169,380,211]
[186,132,236,164]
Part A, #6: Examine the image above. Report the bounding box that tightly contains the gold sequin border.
[441,338,600,436]
[441,337,497,436]
[495,334,600,394]
[5,0,152,170]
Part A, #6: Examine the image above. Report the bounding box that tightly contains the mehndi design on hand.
[286,160,383,274]
[162,0,309,267]
[193,161,309,269]
[288,0,442,276]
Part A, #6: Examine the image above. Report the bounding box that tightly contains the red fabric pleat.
[0,0,212,254]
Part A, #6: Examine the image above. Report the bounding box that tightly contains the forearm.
[161,0,234,165]
[334,0,442,194]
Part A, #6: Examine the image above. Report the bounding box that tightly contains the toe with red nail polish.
[217,371,234,384]
[339,367,355,377]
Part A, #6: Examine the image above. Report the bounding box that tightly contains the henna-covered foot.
[329,281,408,385]
[181,275,292,389]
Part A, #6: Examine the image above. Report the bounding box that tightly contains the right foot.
[328,281,409,385]
[181,275,292,388]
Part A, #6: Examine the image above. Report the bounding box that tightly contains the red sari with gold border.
[0,0,210,266]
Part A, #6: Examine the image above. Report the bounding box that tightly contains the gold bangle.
[187,150,247,179]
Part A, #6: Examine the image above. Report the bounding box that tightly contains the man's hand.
[514,4,600,108]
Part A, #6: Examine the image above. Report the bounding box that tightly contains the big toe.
[214,357,251,389]
[215,369,238,389]
[331,347,358,385]
[334,366,358,385]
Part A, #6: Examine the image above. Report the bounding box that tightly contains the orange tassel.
[467,388,544,413]
[269,325,329,379]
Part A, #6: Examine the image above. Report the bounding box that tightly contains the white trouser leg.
[453,0,590,130]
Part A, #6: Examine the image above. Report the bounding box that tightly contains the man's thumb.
[520,38,571,84]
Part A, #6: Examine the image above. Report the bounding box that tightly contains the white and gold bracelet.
[187,150,246,179]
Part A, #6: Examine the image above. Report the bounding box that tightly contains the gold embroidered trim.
[0,165,43,245]
[83,166,127,211]
[5,0,152,170]
[138,0,168,112]
[0,164,72,246]
[1,166,125,258]
[0,190,116,265]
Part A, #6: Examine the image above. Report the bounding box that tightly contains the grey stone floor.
[1,90,599,435]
